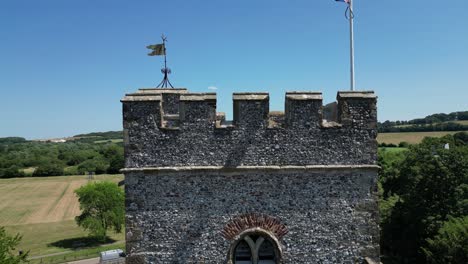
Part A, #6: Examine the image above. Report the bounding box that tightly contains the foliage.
[0,226,28,264]
[33,162,64,176]
[379,134,468,263]
[422,216,468,264]
[398,141,409,148]
[107,154,124,174]
[75,182,125,242]
[379,121,468,133]
[77,157,108,175]
[0,166,25,178]
[74,131,122,140]
[454,131,468,145]
[378,111,468,133]
[0,134,124,178]
[0,137,26,145]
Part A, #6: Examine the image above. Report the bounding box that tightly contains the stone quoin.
[121,88,380,263]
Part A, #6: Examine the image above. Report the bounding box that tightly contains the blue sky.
[0,0,467,139]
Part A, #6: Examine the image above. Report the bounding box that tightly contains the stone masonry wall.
[125,168,379,263]
[122,88,380,264]
[121,90,377,168]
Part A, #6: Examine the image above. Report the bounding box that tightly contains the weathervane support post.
[349,0,355,91]
[162,35,168,80]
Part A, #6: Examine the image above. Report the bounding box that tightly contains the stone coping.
[286,91,323,101]
[120,95,162,102]
[138,88,188,92]
[233,93,269,101]
[337,91,376,99]
[121,91,376,102]
[121,165,380,173]
[180,93,217,101]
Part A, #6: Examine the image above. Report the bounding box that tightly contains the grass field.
[379,147,409,153]
[377,131,463,145]
[0,174,124,258]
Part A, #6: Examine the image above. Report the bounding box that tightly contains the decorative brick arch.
[223,214,287,264]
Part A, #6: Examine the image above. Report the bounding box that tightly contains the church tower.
[122,88,380,263]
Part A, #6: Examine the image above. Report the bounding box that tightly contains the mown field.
[0,174,124,260]
[377,131,463,145]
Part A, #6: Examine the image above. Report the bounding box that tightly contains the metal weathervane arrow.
[335,0,356,91]
[147,34,174,88]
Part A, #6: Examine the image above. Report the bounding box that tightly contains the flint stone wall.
[122,88,380,264]
[125,168,379,263]
[122,90,377,168]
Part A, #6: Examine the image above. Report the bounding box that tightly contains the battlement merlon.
[337,91,378,129]
[233,93,269,127]
[121,89,377,129]
[285,92,323,128]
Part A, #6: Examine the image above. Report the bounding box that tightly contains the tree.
[77,157,109,175]
[107,154,124,174]
[380,135,468,263]
[422,216,468,264]
[0,166,24,179]
[75,182,124,241]
[454,132,468,145]
[0,227,28,264]
[33,162,64,176]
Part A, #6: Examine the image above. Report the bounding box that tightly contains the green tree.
[77,157,109,174]
[0,227,28,264]
[33,162,64,176]
[454,132,468,145]
[380,135,468,263]
[422,216,468,264]
[107,154,124,174]
[0,166,24,179]
[75,182,124,241]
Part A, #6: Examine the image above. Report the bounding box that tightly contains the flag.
[335,0,350,3]
[147,44,165,56]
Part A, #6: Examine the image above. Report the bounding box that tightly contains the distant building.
[122,88,380,263]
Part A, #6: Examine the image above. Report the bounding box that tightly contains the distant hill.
[73,131,122,140]
[0,137,27,144]
[378,111,468,133]
[72,131,123,143]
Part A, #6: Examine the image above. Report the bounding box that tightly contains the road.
[65,257,99,264]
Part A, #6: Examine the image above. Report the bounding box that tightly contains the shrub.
[0,166,25,178]
[77,158,109,175]
[33,163,64,176]
[398,141,410,148]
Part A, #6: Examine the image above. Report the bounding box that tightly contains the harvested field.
[0,174,124,256]
[0,175,122,225]
[377,131,463,145]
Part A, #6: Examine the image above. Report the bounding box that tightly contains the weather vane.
[147,34,174,88]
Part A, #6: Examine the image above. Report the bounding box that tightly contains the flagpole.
[349,0,355,91]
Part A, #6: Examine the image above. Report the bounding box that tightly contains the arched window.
[232,233,279,264]
[234,240,252,263]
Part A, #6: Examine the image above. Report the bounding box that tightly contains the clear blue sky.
[0,0,467,139]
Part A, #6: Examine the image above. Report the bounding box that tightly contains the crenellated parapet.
[121,88,377,168]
